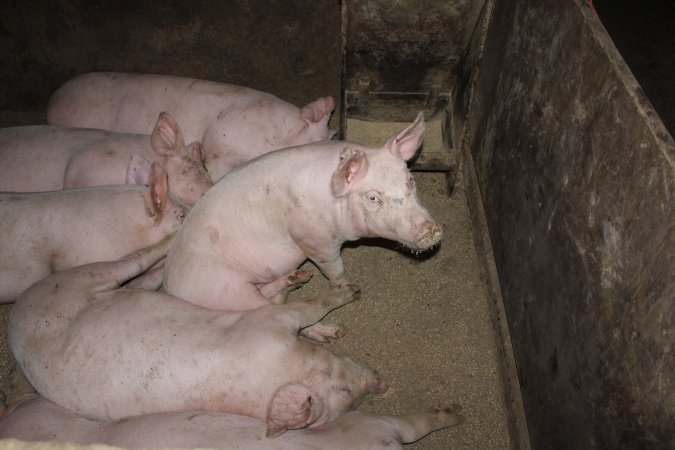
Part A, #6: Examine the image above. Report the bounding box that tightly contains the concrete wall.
[461,0,674,448]
[0,0,342,123]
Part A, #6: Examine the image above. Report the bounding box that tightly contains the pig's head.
[203,96,336,181]
[138,112,213,206]
[331,112,443,252]
[265,355,387,438]
[141,162,190,234]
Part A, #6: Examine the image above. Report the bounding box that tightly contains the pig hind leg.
[259,270,347,342]
[257,269,312,304]
[83,233,176,292]
[124,260,166,291]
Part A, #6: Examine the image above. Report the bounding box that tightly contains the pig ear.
[144,163,169,218]
[331,147,369,198]
[187,141,204,162]
[384,111,425,161]
[266,383,324,438]
[151,112,186,157]
[125,155,152,185]
[300,96,335,124]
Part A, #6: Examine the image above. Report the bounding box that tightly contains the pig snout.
[353,367,388,403]
[370,370,388,394]
[414,221,443,250]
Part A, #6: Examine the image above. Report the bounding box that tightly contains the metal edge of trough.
[455,0,531,449]
[463,146,532,450]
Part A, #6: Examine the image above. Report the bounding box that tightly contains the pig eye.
[365,191,382,211]
[407,175,415,189]
[337,386,353,399]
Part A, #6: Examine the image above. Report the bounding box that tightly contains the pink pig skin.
[163,112,443,311]
[0,386,464,450]
[46,72,336,181]
[0,164,188,303]
[9,235,386,430]
[0,112,212,206]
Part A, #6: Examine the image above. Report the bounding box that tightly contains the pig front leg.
[123,260,166,290]
[389,405,465,444]
[277,284,361,332]
[3,366,39,415]
[310,252,350,287]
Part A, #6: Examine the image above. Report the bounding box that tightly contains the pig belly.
[0,126,81,192]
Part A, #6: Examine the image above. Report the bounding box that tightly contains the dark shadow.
[342,237,442,262]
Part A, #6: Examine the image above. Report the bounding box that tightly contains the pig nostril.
[413,222,443,249]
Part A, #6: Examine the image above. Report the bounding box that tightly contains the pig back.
[46,72,269,145]
[0,185,184,302]
[0,125,114,192]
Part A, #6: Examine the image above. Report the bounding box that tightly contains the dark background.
[594,0,674,136]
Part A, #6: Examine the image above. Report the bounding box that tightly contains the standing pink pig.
[0,163,188,303]
[0,112,212,205]
[163,112,443,311]
[9,235,386,429]
[46,72,336,180]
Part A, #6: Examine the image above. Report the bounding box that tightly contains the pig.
[163,112,443,311]
[46,72,336,181]
[0,163,188,303]
[0,371,464,450]
[0,111,212,205]
[9,234,387,430]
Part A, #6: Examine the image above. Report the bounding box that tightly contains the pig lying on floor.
[0,112,211,205]
[163,112,443,312]
[9,234,386,433]
[0,163,188,303]
[0,369,464,449]
[47,72,336,181]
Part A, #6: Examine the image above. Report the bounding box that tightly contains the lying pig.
[0,112,211,205]
[0,163,188,303]
[0,372,464,450]
[9,235,387,430]
[163,112,442,311]
[46,72,336,180]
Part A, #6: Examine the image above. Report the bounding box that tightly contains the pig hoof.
[372,373,388,394]
[346,283,361,299]
[287,270,312,288]
[331,284,361,302]
[334,324,347,338]
[300,322,346,342]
